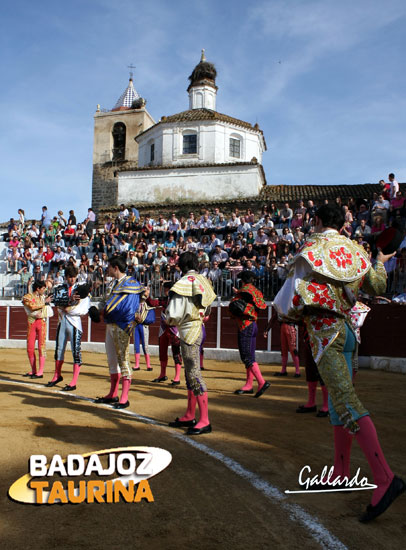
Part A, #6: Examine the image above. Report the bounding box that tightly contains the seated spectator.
[212,244,228,264]
[237,216,252,236]
[244,259,255,272]
[214,213,227,235]
[292,226,304,244]
[126,250,138,269]
[50,246,67,272]
[372,194,390,222]
[253,259,265,279]
[164,234,177,254]
[185,236,198,252]
[7,247,20,273]
[154,216,168,241]
[153,249,168,267]
[245,208,255,225]
[227,212,240,233]
[208,261,222,283]
[354,218,371,238]
[167,249,179,267]
[117,238,129,254]
[268,202,280,226]
[141,215,154,237]
[197,249,210,265]
[53,234,66,250]
[197,213,213,237]
[371,214,386,236]
[118,203,129,225]
[80,253,90,270]
[42,246,54,272]
[199,261,210,277]
[279,202,293,228]
[27,223,40,245]
[240,243,257,263]
[229,244,243,261]
[295,200,307,218]
[340,221,353,239]
[255,228,269,247]
[354,202,371,230]
[167,214,179,238]
[63,222,76,246]
[223,233,234,252]
[290,212,303,230]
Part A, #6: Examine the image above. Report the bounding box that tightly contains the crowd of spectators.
[2,173,406,300]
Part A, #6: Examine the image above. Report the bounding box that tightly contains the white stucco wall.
[137,120,265,169]
[118,164,264,204]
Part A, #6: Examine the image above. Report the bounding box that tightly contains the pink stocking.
[179,390,197,422]
[333,426,353,481]
[355,416,394,506]
[105,373,121,398]
[68,364,81,387]
[173,363,182,383]
[119,377,131,404]
[28,352,37,375]
[134,353,140,370]
[50,360,63,382]
[306,381,318,407]
[38,356,45,376]
[320,385,329,412]
[241,367,254,391]
[293,353,300,375]
[251,362,265,389]
[195,393,209,429]
[145,354,151,370]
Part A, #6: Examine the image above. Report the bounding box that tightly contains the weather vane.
[128,63,136,79]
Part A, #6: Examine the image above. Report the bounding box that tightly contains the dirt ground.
[0,349,405,550]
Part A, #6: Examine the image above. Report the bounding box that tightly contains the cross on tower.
[128,64,136,79]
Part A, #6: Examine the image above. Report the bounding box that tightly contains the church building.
[91,51,267,213]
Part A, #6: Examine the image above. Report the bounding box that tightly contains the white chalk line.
[2,376,347,550]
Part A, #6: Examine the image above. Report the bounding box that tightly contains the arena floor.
[0,349,405,550]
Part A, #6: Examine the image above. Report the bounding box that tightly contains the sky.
[1,0,406,223]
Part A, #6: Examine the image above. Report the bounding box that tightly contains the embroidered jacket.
[273,230,386,363]
[230,283,267,331]
[166,272,216,344]
[103,276,145,334]
[22,293,48,324]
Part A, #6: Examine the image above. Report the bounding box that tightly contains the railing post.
[6,306,10,339]
[216,300,221,349]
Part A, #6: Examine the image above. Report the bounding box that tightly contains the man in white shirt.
[388,173,399,200]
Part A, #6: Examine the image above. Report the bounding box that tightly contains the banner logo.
[8,446,172,504]
[285,465,377,494]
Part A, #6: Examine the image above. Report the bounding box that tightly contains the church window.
[229,137,241,159]
[150,143,155,162]
[183,133,197,154]
[112,122,126,160]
